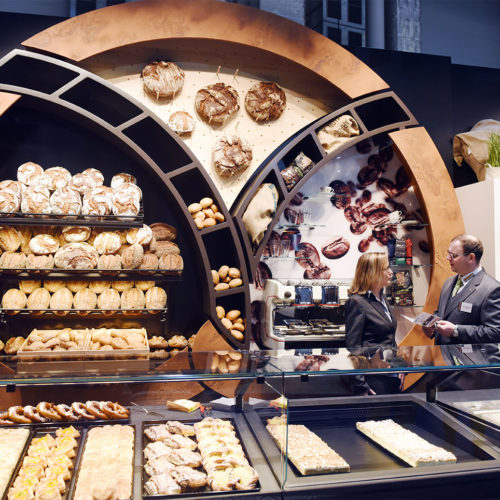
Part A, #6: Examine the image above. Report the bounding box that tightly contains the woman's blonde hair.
[348,252,389,295]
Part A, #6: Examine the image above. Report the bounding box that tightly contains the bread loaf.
[97,288,121,310]
[139,253,158,271]
[94,232,121,254]
[159,254,183,270]
[50,186,82,215]
[121,243,143,269]
[153,240,180,257]
[17,161,43,186]
[142,61,185,99]
[98,254,122,272]
[82,187,113,216]
[121,288,145,310]
[0,251,26,269]
[19,280,41,294]
[70,172,97,194]
[39,166,72,190]
[126,225,152,246]
[82,168,104,186]
[49,287,73,312]
[62,226,91,243]
[54,242,98,269]
[26,253,54,271]
[27,287,51,311]
[145,286,167,309]
[29,234,59,255]
[74,288,98,310]
[21,185,51,214]
[2,289,27,310]
[0,227,22,252]
[150,222,176,242]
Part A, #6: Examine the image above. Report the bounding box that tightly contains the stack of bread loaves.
[0,164,143,217]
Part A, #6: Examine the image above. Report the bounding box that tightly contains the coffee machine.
[260,278,350,349]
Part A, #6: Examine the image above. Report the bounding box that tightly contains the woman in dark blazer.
[345,252,400,395]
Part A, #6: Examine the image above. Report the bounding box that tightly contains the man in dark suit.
[424,234,500,344]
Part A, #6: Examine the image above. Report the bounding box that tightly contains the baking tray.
[71,423,135,500]
[0,426,32,500]
[2,424,83,500]
[142,418,261,498]
[246,395,500,490]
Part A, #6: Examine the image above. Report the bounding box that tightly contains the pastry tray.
[70,423,135,500]
[246,395,500,490]
[2,424,84,500]
[142,419,261,498]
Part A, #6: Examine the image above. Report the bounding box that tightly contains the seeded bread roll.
[0,227,22,252]
[121,288,145,310]
[62,226,91,243]
[142,61,185,99]
[0,190,20,213]
[39,166,72,190]
[121,243,144,269]
[2,288,27,309]
[17,161,43,186]
[50,186,82,215]
[195,82,239,124]
[29,234,59,255]
[97,288,121,310]
[0,251,26,270]
[54,242,98,269]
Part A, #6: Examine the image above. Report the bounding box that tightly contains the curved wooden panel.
[22,0,387,100]
[0,91,20,116]
[390,127,465,348]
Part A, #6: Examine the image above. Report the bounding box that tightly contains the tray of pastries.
[86,327,149,359]
[142,417,259,496]
[0,427,31,498]
[73,424,134,500]
[5,425,81,500]
[0,401,129,426]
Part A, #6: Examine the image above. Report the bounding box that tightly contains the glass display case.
[2,345,500,498]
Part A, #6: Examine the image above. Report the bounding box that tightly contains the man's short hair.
[452,234,483,263]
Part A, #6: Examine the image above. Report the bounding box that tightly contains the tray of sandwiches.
[142,417,260,497]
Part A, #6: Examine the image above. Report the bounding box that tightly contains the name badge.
[459,301,473,313]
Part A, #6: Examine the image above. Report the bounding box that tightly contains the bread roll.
[112,185,141,216]
[73,288,98,310]
[142,61,185,99]
[139,253,158,271]
[135,280,155,291]
[69,172,97,194]
[26,253,54,271]
[5,336,25,354]
[44,280,66,293]
[213,135,252,178]
[111,173,137,189]
[145,286,167,309]
[0,179,23,197]
[0,190,20,213]
[27,287,50,311]
[94,232,121,254]
[88,281,111,294]
[150,222,177,242]
[0,227,22,252]
[82,186,113,216]
[121,288,145,310]
[168,110,195,134]
[82,168,104,186]
[153,241,180,257]
[121,243,143,269]
[17,161,43,185]
[195,82,239,124]
[126,225,152,246]
[245,81,286,121]
[62,226,91,243]
[97,288,121,310]
[19,280,41,294]
[50,186,82,215]
[39,166,72,190]
[21,185,51,214]
[49,287,73,312]
[67,280,88,293]
[2,288,27,310]
[159,254,184,271]
[112,281,134,292]
[54,242,98,269]
[0,251,26,269]
[98,254,122,272]
[29,234,59,255]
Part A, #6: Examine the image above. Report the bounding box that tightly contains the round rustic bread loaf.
[213,135,252,178]
[21,185,51,214]
[142,61,185,99]
[39,166,72,190]
[17,162,43,186]
[50,187,82,215]
[54,242,98,269]
[0,227,22,252]
[121,288,145,310]
[245,81,286,121]
[195,82,239,124]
